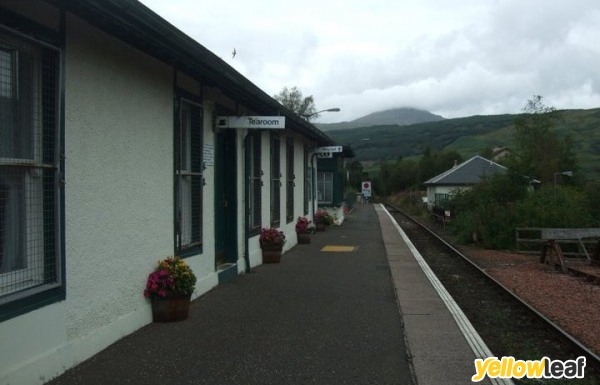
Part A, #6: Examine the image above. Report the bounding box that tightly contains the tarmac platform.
[47,203,508,385]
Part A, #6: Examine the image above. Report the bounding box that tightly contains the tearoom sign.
[216,116,285,129]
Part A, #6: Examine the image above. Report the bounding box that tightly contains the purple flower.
[144,256,197,297]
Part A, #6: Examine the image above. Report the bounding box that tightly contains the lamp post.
[302,108,340,120]
[554,171,573,202]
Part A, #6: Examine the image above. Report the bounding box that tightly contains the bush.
[513,186,596,228]
[449,173,596,250]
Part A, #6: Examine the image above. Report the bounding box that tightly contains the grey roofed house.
[424,155,507,211]
[424,155,507,186]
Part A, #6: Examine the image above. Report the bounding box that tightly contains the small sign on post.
[362,181,372,203]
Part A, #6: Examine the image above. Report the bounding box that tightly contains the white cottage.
[0,1,340,383]
[423,155,508,211]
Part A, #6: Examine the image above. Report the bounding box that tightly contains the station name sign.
[313,146,343,154]
[216,116,285,129]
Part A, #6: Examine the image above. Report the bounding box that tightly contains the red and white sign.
[362,181,372,197]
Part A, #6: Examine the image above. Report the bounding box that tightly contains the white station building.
[0,1,351,383]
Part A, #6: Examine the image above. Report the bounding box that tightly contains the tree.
[510,95,578,184]
[479,146,495,160]
[273,86,318,119]
[417,148,463,185]
[346,160,364,192]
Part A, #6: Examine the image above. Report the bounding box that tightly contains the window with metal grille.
[0,30,61,305]
[270,133,280,227]
[248,133,261,233]
[175,98,203,253]
[285,139,294,223]
[317,172,333,204]
[304,146,310,215]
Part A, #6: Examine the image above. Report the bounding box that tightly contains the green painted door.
[214,130,237,268]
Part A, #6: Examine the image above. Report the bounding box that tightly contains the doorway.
[214,129,238,282]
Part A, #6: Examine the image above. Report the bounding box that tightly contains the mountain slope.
[326,108,600,178]
[316,107,445,131]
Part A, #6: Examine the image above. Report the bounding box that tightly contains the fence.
[516,227,600,258]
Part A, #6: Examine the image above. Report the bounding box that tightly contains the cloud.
[139,0,600,123]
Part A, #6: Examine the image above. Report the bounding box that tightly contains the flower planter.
[259,228,286,262]
[316,223,327,232]
[151,292,192,322]
[297,232,311,244]
[262,247,283,263]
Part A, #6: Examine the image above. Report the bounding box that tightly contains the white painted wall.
[0,4,329,384]
[64,13,175,341]
[243,130,312,268]
[426,185,469,210]
[1,13,175,385]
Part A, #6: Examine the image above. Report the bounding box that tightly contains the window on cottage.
[285,139,294,223]
[248,133,261,233]
[434,193,450,209]
[270,133,281,227]
[316,172,333,204]
[0,32,61,303]
[304,146,310,215]
[175,99,203,253]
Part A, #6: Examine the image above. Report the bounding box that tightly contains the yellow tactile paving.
[321,246,356,252]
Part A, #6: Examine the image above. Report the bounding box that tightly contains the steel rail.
[383,201,600,368]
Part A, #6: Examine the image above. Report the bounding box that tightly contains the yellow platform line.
[321,245,356,252]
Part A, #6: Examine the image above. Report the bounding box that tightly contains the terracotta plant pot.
[262,247,283,263]
[151,292,192,322]
[297,232,311,244]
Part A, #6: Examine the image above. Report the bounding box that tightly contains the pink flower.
[144,256,197,297]
[259,228,286,248]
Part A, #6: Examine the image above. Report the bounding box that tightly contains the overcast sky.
[139,0,600,123]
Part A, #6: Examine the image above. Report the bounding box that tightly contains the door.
[214,129,238,269]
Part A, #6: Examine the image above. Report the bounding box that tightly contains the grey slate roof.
[424,155,507,186]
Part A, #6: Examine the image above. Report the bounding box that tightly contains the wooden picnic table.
[540,228,600,271]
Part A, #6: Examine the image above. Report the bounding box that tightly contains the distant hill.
[316,107,445,131]
[326,108,600,179]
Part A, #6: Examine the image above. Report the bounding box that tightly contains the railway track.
[383,202,600,384]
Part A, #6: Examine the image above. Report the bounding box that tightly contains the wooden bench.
[540,228,600,271]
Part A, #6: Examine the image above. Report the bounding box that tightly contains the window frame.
[285,138,294,223]
[270,133,280,228]
[316,171,334,205]
[247,132,262,236]
[434,193,451,209]
[304,146,310,215]
[0,25,64,321]
[174,97,204,256]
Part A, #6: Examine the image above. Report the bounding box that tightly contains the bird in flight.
[232,48,236,59]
